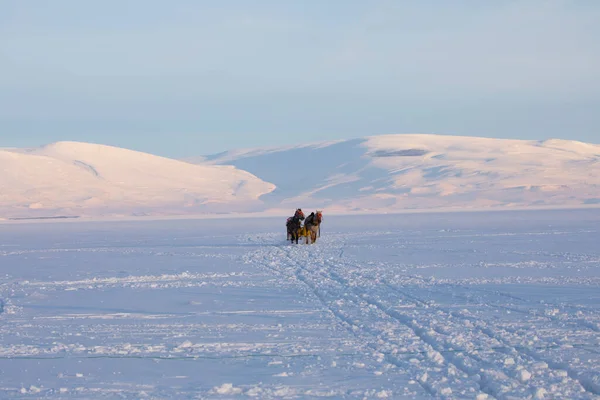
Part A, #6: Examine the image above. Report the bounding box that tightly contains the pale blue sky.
[1,0,599,157]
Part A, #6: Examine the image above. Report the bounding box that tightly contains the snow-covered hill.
[192,134,600,213]
[0,142,275,219]
[2,135,599,219]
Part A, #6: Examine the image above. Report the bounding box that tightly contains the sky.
[1,0,599,158]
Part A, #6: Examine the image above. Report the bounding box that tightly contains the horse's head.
[316,210,323,223]
[295,208,305,220]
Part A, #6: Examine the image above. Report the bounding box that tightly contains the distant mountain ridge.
[189,134,600,213]
[1,134,599,219]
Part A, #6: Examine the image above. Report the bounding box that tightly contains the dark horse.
[286,209,305,244]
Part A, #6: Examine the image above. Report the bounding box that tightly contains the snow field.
[0,210,599,398]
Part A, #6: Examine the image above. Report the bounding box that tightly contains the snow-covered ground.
[1,209,599,399]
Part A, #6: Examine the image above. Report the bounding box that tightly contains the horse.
[286,208,305,240]
[286,215,303,244]
[286,209,305,244]
[303,210,323,244]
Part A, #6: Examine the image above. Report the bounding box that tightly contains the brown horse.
[304,210,323,244]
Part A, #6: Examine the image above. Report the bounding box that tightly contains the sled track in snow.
[381,280,600,396]
[326,264,599,399]
[262,246,465,398]
[245,237,600,399]
[250,244,491,398]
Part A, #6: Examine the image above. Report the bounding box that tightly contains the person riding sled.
[305,212,315,226]
[286,208,305,226]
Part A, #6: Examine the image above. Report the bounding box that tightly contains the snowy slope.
[193,134,600,212]
[0,142,275,218]
[2,135,599,219]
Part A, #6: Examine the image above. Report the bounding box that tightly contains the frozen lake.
[1,209,599,399]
